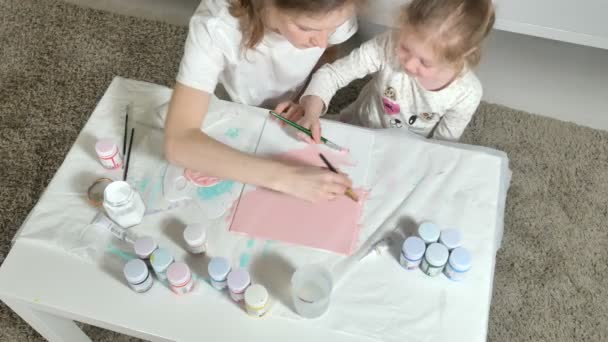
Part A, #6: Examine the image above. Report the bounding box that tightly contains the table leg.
[3,298,92,342]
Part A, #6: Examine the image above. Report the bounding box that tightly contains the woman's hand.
[274,164,352,203]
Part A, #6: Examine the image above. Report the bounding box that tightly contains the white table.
[0,77,510,342]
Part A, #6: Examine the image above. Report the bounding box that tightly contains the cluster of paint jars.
[123,236,195,295]
[399,222,472,281]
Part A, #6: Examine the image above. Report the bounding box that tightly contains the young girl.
[164,0,361,202]
[296,0,495,142]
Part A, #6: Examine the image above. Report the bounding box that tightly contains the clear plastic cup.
[291,264,333,319]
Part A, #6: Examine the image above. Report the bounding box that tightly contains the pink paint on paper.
[229,145,368,255]
[184,169,221,187]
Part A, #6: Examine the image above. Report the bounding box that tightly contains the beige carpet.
[1,0,607,341]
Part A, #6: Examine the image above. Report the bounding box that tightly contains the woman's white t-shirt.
[176,0,358,109]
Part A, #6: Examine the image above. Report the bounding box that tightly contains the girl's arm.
[433,85,483,141]
[164,83,352,202]
[301,31,392,113]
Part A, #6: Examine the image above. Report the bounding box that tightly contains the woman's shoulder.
[189,0,240,36]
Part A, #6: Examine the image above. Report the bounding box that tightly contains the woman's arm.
[164,82,352,202]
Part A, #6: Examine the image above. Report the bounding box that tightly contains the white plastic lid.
[103,181,133,207]
[95,139,118,157]
[150,248,173,270]
[418,221,440,243]
[167,262,192,287]
[123,259,148,284]
[227,268,251,292]
[208,257,231,281]
[133,236,158,258]
[424,243,449,267]
[448,247,472,271]
[244,284,268,308]
[183,223,206,246]
[439,229,463,249]
[402,236,426,259]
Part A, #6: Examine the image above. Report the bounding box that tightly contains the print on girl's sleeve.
[382,86,401,115]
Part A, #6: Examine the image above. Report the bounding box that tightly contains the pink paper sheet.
[229,145,367,255]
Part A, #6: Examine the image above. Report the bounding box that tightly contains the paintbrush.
[319,153,359,202]
[123,128,134,181]
[268,110,345,151]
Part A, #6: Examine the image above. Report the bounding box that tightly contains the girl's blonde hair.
[400,0,495,67]
[229,0,361,49]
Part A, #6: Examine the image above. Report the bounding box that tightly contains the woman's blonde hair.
[400,0,495,67]
[229,0,362,49]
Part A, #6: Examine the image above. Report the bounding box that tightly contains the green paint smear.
[246,239,255,249]
[197,180,235,200]
[106,244,137,261]
[225,128,240,139]
[240,253,251,268]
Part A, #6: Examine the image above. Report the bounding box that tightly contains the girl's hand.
[276,164,353,203]
[298,95,325,144]
[273,101,305,123]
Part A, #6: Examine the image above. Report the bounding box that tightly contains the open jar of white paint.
[399,236,426,270]
[123,259,153,293]
[167,262,195,295]
[208,257,231,290]
[245,284,270,317]
[417,221,440,244]
[227,268,251,302]
[444,247,472,281]
[420,243,449,277]
[183,223,207,254]
[103,181,145,228]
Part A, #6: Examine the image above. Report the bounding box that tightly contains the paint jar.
[439,229,463,251]
[103,181,146,228]
[208,257,231,290]
[399,236,426,270]
[123,259,153,293]
[183,223,207,254]
[133,236,158,266]
[444,247,472,281]
[167,262,195,295]
[420,243,449,277]
[418,221,440,244]
[244,284,270,317]
[291,264,333,319]
[150,248,173,281]
[227,268,251,302]
[95,139,123,169]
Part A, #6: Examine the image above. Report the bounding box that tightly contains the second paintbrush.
[268,110,345,152]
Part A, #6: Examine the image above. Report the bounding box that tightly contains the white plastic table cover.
[11,77,511,342]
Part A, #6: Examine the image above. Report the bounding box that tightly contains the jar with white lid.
[123,259,153,293]
[417,221,440,244]
[399,236,426,270]
[227,268,251,302]
[133,236,158,267]
[150,248,173,281]
[420,243,449,277]
[183,223,206,254]
[444,247,472,281]
[244,284,270,317]
[103,181,145,228]
[167,262,195,295]
[95,139,122,169]
[439,229,463,251]
[208,257,231,290]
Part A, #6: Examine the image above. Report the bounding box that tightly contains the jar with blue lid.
[420,243,449,277]
[399,236,426,270]
[444,247,472,281]
[417,221,440,244]
[208,257,231,290]
[150,248,174,281]
[439,229,463,251]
